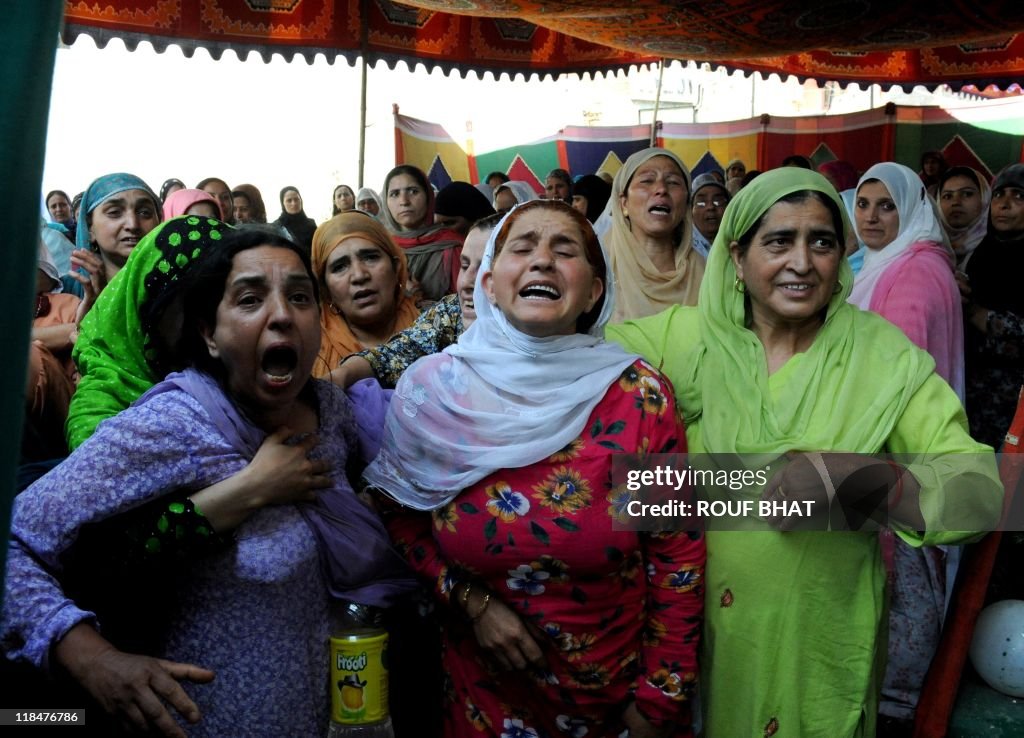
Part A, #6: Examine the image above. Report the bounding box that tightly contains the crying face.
[203,244,321,414]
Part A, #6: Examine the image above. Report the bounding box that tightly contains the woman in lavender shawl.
[2,227,412,737]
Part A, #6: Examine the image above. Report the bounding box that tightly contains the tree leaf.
[530,521,550,546]
[484,517,497,541]
[553,517,580,532]
[459,502,479,514]
[606,420,626,434]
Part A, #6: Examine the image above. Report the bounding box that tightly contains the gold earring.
[734,277,746,293]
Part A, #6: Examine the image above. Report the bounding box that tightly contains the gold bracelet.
[470,591,492,622]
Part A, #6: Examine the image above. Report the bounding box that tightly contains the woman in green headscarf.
[607,168,1002,737]
[67,215,227,450]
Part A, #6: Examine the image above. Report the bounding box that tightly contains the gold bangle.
[470,591,492,622]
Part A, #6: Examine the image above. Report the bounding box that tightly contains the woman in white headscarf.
[850,161,963,397]
[492,180,539,213]
[599,147,704,322]
[365,199,704,738]
[850,161,964,730]
[355,186,383,218]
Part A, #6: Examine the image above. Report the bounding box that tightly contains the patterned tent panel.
[892,102,1024,178]
[472,140,560,193]
[398,1,1024,88]
[62,0,655,76]
[394,112,475,186]
[401,101,1024,190]
[559,124,650,179]
[660,118,762,177]
[63,1,1024,86]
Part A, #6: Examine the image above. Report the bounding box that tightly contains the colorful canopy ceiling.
[63,0,1024,88]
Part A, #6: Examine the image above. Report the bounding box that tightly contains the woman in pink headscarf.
[162,189,223,220]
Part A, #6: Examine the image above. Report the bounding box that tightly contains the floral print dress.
[386,360,705,738]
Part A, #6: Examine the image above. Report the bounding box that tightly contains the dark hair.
[546,168,572,185]
[231,184,268,223]
[938,166,982,193]
[435,181,496,222]
[734,190,846,256]
[159,178,185,204]
[492,199,606,334]
[196,177,229,191]
[740,170,762,188]
[332,184,354,216]
[469,212,504,235]
[383,165,432,226]
[279,185,302,210]
[781,155,814,170]
[384,165,430,197]
[571,174,612,223]
[139,217,233,376]
[176,227,318,377]
[45,190,70,207]
[485,171,509,185]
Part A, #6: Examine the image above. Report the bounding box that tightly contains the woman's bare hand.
[328,356,374,389]
[243,429,332,507]
[465,589,547,672]
[622,702,670,738]
[759,451,832,531]
[56,625,214,738]
[189,429,331,531]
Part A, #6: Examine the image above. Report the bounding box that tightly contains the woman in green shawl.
[607,168,1002,737]
[67,216,225,450]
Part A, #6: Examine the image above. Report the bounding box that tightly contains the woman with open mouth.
[365,199,704,738]
[73,172,163,295]
[600,147,705,322]
[311,211,420,377]
[4,226,414,736]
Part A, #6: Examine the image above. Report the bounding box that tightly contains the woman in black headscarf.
[433,181,495,236]
[961,163,1024,448]
[274,185,317,252]
[570,174,612,223]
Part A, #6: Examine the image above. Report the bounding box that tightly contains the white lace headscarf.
[363,201,638,510]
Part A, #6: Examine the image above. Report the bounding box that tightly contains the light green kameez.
[606,168,1002,737]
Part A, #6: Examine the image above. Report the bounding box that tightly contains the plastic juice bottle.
[327,603,394,738]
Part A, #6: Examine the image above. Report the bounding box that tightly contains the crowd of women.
[6,148,1017,737]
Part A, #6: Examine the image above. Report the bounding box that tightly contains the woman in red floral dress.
[365,200,705,738]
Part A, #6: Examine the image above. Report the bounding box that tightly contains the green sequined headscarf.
[67,216,230,449]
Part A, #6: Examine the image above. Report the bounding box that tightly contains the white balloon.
[969,599,1024,698]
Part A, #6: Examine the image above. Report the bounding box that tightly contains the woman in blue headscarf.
[74,173,162,291]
